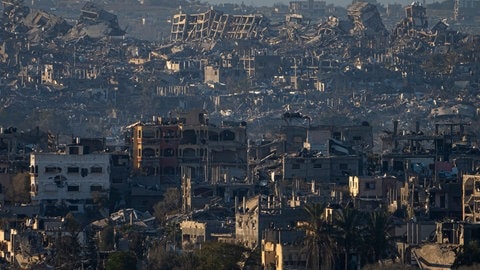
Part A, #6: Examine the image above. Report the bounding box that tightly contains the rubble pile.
[62,2,125,40]
[347,2,388,37]
[1,0,70,43]
[0,2,480,269]
[0,0,478,143]
[22,9,71,43]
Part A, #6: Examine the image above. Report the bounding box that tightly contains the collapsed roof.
[64,2,125,40]
[347,2,388,37]
[1,0,125,42]
[1,0,71,42]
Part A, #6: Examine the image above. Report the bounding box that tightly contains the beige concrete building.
[29,141,111,213]
[262,229,306,270]
[349,175,401,211]
[204,65,221,84]
[463,174,480,223]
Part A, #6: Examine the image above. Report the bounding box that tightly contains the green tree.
[365,210,395,263]
[146,239,198,270]
[63,212,81,235]
[175,251,199,270]
[164,221,181,250]
[99,225,115,251]
[127,231,145,259]
[194,242,249,270]
[301,202,337,270]
[106,251,137,270]
[146,239,178,270]
[54,233,82,270]
[334,207,364,270]
[52,212,83,269]
[5,172,30,204]
[153,187,181,224]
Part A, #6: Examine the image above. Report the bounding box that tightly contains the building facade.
[129,118,181,182]
[29,142,111,213]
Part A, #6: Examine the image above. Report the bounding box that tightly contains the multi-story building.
[462,174,480,223]
[29,140,111,213]
[454,0,480,21]
[289,0,326,16]
[280,114,373,156]
[178,109,248,184]
[128,117,181,182]
[404,2,428,29]
[130,109,248,184]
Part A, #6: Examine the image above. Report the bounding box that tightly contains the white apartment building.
[30,144,111,213]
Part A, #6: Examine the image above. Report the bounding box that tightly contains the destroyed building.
[405,2,428,29]
[235,195,306,249]
[180,206,235,250]
[454,0,480,21]
[73,2,125,38]
[3,0,480,268]
[170,9,267,42]
[261,228,307,269]
[289,0,327,17]
[347,1,389,38]
[349,175,402,211]
[1,0,71,43]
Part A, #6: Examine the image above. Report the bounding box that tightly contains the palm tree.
[365,210,395,263]
[301,202,337,270]
[334,207,363,270]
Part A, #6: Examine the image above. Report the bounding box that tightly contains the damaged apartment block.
[77,2,125,37]
[170,9,266,41]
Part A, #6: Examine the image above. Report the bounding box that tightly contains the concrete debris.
[412,243,456,269]
[23,9,71,43]
[63,2,125,40]
[0,1,480,269]
[1,0,124,43]
[91,208,155,229]
[170,9,267,42]
[347,2,388,37]
[2,0,71,43]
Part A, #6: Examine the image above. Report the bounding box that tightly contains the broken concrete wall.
[170,9,266,42]
[23,9,71,42]
[64,2,125,40]
[347,2,388,37]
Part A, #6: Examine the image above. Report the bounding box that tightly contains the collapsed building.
[1,0,70,43]
[454,0,480,21]
[63,2,125,40]
[170,9,267,42]
[347,2,389,38]
[1,0,124,43]
[1,0,480,268]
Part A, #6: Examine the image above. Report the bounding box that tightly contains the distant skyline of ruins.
[206,0,429,7]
